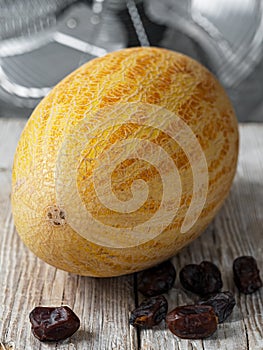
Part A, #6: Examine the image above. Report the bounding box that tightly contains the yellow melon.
[11,47,238,277]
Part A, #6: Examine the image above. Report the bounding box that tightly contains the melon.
[11,47,238,277]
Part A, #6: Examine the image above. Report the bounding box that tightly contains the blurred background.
[0,0,262,121]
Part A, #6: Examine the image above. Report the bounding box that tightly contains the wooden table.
[0,119,262,350]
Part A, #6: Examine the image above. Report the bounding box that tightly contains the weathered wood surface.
[0,118,262,350]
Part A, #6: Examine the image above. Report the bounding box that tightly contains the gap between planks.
[0,119,262,349]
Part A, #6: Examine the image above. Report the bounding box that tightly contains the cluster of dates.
[28,256,261,342]
[129,256,262,339]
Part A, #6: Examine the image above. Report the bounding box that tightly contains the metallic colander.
[0,0,263,121]
[146,0,263,121]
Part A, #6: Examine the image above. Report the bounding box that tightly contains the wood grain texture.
[0,119,262,349]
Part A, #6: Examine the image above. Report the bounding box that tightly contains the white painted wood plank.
[0,120,262,349]
[138,124,263,350]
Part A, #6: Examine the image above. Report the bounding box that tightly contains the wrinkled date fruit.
[233,256,262,294]
[129,295,168,327]
[29,306,80,342]
[166,305,218,339]
[137,260,176,297]
[179,261,223,295]
[198,291,236,323]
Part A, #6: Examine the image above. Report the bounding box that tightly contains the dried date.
[198,291,235,323]
[138,260,176,297]
[233,256,262,294]
[129,295,168,327]
[29,306,80,342]
[166,305,218,339]
[179,261,222,295]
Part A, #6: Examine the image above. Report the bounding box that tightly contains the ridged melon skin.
[11,47,238,276]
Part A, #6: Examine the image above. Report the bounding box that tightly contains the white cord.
[126,0,150,46]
